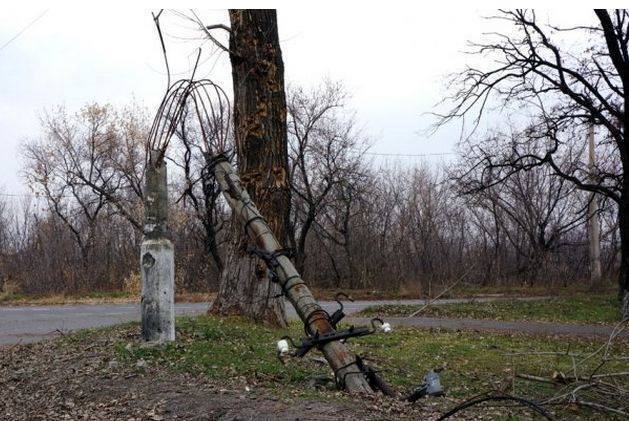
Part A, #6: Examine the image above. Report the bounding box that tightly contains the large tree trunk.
[210,9,289,326]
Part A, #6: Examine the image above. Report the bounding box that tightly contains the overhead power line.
[364,151,455,157]
[0,192,35,198]
[0,9,49,53]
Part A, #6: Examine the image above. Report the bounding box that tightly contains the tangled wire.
[147,77,231,163]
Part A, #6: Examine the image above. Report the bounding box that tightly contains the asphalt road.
[0,299,425,346]
[2,296,619,346]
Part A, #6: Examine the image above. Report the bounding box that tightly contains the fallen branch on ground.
[510,318,629,418]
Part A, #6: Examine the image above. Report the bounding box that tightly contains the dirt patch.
[0,326,438,420]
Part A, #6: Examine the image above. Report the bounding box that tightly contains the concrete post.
[587,124,603,289]
[141,150,175,342]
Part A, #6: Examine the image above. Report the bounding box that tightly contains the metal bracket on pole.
[329,292,353,329]
[280,318,386,358]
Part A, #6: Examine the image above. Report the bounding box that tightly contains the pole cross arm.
[285,325,374,358]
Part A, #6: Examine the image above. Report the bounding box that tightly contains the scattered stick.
[573,399,629,417]
[511,318,629,417]
[516,374,555,384]
[505,351,586,357]
[517,371,629,384]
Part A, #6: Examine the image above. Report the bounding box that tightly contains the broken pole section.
[212,155,376,394]
[141,150,175,342]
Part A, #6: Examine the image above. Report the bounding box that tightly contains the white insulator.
[277,339,290,355]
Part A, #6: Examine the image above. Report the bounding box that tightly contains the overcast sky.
[0,7,595,195]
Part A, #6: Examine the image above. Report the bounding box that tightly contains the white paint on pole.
[140,238,175,342]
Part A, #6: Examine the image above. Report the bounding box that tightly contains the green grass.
[115,315,627,405]
[358,294,620,324]
[117,316,317,390]
[453,283,616,298]
[313,282,617,301]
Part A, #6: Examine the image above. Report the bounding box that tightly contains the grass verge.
[0,290,213,305]
[312,283,617,301]
[114,315,627,418]
[357,294,620,325]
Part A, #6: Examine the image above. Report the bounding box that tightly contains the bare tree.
[171,109,229,278]
[313,169,372,288]
[23,106,112,269]
[438,9,629,315]
[456,132,588,283]
[287,80,369,274]
[21,104,147,290]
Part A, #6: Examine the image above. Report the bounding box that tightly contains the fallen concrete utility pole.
[212,154,388,394]
[140,150,175,342]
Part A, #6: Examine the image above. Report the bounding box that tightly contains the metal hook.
[330,292,354,329]
[334,292,353,311]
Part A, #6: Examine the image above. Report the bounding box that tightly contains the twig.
[518,371,629,383]
[571,355,579,382]
[504,351,585,357]
[573,398,629,417]
[511,317,629,417]
[591,371,629,379]
[580,318,628,366]
[190,10,230,53]
[516,373,554,383]
[597,380,629,394]
[205,24,231,32]
[543,383,594,404]
[152,9,171,90]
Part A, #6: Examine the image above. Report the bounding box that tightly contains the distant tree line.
[0,79,617,297]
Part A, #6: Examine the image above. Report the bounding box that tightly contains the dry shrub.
[2,278,22,295]
[399,281,423,299]
[0,278,23,301]
[122,272,141,294]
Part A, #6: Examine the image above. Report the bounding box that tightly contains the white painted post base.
[140,238,175,342]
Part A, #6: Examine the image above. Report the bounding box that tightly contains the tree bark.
[210,9,289,326]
